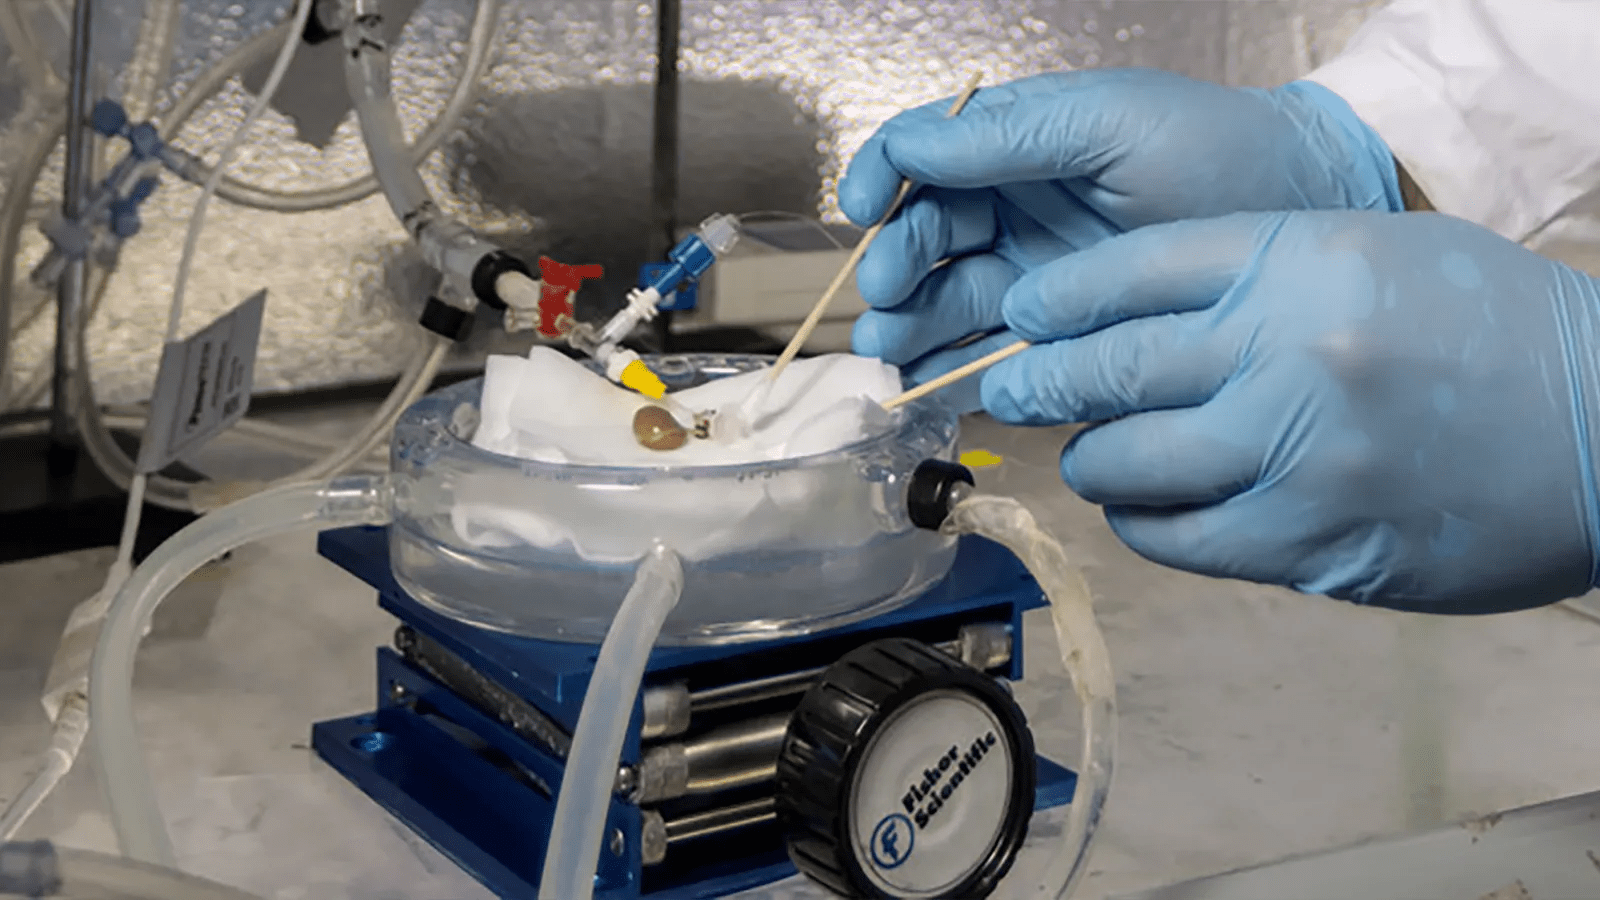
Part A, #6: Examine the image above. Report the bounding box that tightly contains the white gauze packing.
[450,347,904,563]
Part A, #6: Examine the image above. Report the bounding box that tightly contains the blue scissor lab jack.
[312,514,1077,899]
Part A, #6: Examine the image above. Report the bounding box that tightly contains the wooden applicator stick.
[879,339,1029,411]
[764,71,986,384]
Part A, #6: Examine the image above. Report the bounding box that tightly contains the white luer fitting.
[495,270,541,310]
[696,213,740,256]
[597,287,663,345]
[603,346,641,383]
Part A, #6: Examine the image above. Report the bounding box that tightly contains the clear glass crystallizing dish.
[386,353,961,644]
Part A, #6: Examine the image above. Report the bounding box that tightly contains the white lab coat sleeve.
[1305,0,1600,250]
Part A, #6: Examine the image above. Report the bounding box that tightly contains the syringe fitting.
[564,213,739,400]
[601,287,664,342]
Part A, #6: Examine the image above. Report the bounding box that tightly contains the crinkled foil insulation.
[0,0,1381,408]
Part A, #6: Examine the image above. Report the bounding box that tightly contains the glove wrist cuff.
[1554,277,1600,589]
[1274,80,1406,215]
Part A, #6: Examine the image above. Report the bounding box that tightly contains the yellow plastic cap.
[620,358,667,399]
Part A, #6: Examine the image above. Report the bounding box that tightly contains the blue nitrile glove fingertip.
[1058,429,1089,494]
[853,248,897,310]
[979,361,1032,424]
[1102,506,1164,564]
[838,132,897,226]
[999,267,1058,342]
[850,313,889,360]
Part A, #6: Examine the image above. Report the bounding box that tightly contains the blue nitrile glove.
[838,68,1404,412]
[982,209,1600,614]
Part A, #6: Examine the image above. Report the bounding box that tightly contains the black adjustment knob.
[775,637,1036,899]
[300,0,343,44]
[906,459,974,531]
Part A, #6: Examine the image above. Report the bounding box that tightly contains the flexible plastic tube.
[37,0,462,500]
[168,0,315,345]
[186,336,448,510]
[121,0,182,125]
[0,5,60,91]
[107,0,312,513]
[66,0,317,512]
[538,544,685,900]
[0,410,390,466]
[89,475,393,867]
[59,19,449,510]
[8,261,114,412]
[0,0,495,227]
[943,494,1117,900]
[0,9,308,853]
[1,19,297,405]
[0,117,61,409]
[199,0,500,214]
[0,696,87,842]
[346,0,436,229]
[344,0,508,295]
[0,842,265,900]
[4,3,462,482]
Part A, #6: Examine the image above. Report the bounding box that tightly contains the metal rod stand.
[0,0,198,565]
[648,0,680,351]
[47,0,96,474]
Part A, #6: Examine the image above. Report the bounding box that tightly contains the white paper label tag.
[137,289,267,474]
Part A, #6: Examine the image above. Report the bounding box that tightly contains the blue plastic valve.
[128,176,159,204]
[128,122,161,158]
[646,234,716,299]
[109,199,141,238]
[91,99,127,137]
[639,262,698,311]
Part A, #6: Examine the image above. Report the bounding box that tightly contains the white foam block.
[451,348,903,563]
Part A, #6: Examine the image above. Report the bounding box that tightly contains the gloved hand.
[839,68,1404,412]
[980,209,1600,613]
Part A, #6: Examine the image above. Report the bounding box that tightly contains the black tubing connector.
[907,458,975,531]
[470,250,532,311]
[301,0,343,44]
[0,840,63,897]
[419,296,472,342]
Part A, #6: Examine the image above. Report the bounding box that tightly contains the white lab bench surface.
[4,407,1600,900]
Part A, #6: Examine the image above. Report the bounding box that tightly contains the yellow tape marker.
[959,449,1003,468]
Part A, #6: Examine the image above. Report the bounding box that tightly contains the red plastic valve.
[535,256,604,338]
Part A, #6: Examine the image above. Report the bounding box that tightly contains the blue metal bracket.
[312,526,1076,899]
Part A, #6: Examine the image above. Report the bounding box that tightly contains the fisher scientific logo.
[869,813,915,869]
[868,728,1003,873]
